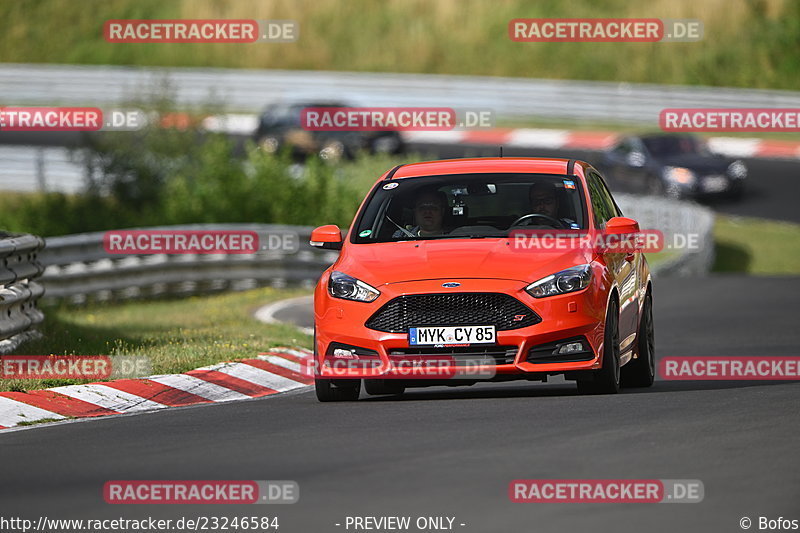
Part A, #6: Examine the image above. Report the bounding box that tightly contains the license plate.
[409,325,496,346]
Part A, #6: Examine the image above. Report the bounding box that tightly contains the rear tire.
[621,292,656,388]
[315,378,361,402]
[364,379,405,396]
[577,300,621,395]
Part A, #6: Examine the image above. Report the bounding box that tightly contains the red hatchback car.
[310,158,655,401]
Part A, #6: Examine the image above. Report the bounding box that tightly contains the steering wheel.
[510,213,565,229]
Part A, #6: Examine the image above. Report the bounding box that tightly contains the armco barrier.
[615,194,715,277]
[3,63,800,124]
[0,232,46,354]
[38,224,339,304]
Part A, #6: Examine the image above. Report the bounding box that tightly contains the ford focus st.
[310,158,655,401]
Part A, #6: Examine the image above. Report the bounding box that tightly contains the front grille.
[389,345,517,366]
[366,292,540,333]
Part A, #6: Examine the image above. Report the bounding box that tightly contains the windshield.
[352,173,588,244]
[642,136,711,156]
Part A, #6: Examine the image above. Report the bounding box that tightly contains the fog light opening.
[333,348,356,359]
[554,341,587,355]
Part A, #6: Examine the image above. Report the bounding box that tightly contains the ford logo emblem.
[442,282,461,288]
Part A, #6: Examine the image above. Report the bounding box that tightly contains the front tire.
[621,292,656,388]
[577,299,621,395]
[315,378,361,402]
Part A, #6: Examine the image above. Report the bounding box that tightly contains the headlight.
[727,160,747,179]
[663,166,696,185]
[525,264,592,299]
[328,271,380,302]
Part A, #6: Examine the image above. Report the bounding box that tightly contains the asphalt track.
[2,276,798,533]
[1,134,798,532]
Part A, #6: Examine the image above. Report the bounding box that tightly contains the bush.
[0,126,405,236]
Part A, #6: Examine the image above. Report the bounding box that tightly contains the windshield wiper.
[384,214,415,238]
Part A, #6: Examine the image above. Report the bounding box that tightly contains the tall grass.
[0,0,797,89]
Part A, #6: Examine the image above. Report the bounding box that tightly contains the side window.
[587,171,618,228]
[597,172,622,218]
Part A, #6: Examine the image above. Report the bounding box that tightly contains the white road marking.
[49,384,167,413]
[214,362,306,392]
[147,374,251,402]
[0,396,66,427]
[257,354,304,373]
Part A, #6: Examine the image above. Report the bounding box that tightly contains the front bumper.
[314,278,606,380]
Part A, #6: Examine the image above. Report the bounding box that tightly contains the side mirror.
[310,225,343,250]
[604,217,640,260]
[605,217,640,235]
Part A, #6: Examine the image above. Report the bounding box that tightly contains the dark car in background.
[601,133,747,200]
[253,101,405,160]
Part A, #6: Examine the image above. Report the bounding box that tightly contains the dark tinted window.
[352,173,588,243]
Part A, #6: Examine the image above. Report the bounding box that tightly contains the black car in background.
[253,101,405,160]
[601,133,747,199]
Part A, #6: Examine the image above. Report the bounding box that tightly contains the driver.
[527,182,578,228]
[393,189,448,237]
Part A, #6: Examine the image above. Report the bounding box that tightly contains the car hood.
[335,238,594,287]
[655,153,732,174]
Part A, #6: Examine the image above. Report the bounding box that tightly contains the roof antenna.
[499,146,504,158]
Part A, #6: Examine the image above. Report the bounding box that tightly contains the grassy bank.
[713,215,800,275]
[1,287,312,392]
[1,0,798,89]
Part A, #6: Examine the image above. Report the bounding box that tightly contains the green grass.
[713,215,800,275]
[1,0,799,90]
[644,250,679,268]
[16,417,69,427]
[1,287,313,392]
